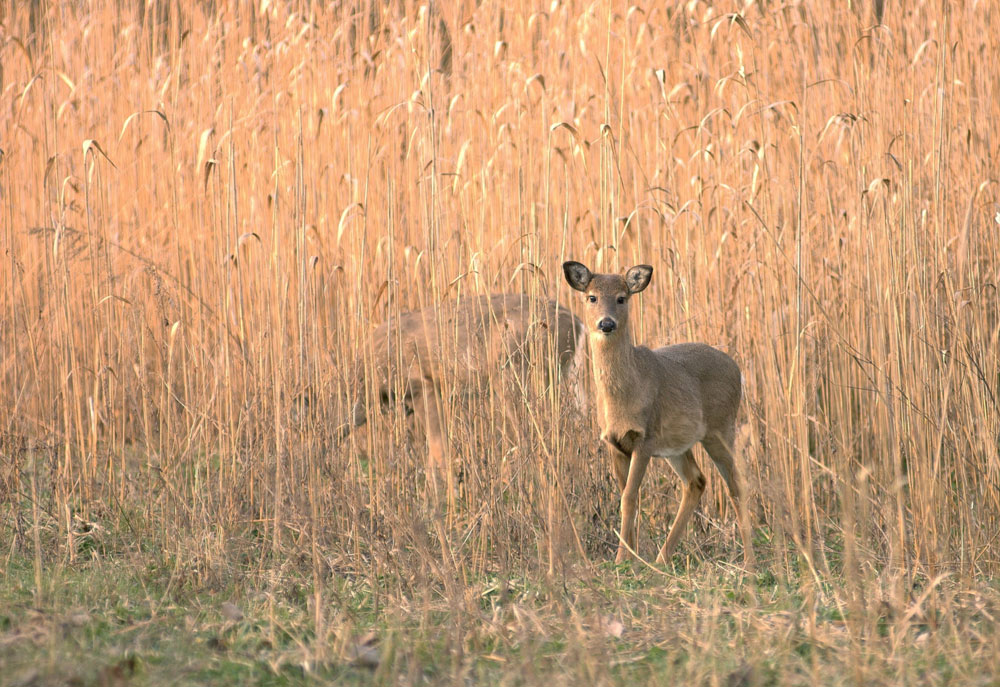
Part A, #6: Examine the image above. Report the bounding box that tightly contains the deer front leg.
[606,443,629,560]
[616,446,651,564]
[412,380,448,470]
[608,443,629,491]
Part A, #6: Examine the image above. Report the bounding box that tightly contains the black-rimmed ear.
[563,261,593,292]
[625,265,653,294]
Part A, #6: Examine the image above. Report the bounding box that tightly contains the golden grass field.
[2,0,999,684]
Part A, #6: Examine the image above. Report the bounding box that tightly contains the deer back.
[355,294,585,423]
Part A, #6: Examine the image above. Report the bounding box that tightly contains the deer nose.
[597,318,617,333]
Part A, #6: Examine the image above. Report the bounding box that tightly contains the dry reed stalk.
[0,0,997,625]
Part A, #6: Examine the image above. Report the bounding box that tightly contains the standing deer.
[563,261,755,566]
[345,293,586,466]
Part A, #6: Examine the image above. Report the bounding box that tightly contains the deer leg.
[500,371,526,452]
[609,444,629,491]
[606,443,630,560]
[656,450,706,565]
[413,380,448,470]
[616,449,651,564]
[702,428,756,568]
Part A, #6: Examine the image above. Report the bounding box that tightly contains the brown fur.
[348,293,586,467]
[563,261,755,567]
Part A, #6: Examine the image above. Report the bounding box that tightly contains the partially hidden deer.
[345,293,586,466]
[563,261,755,567]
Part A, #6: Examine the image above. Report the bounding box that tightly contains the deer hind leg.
[656,450,706,565]
[702,426,756,568]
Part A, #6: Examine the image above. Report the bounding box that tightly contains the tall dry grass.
[2,0,999,646]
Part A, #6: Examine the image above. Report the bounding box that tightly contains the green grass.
[1,553,368,686]
[5,529,1000,686]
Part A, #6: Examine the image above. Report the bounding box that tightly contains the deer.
[344,293,586,467]
[562,261,755,567]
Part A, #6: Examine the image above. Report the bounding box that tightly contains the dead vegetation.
[1,0,999,683]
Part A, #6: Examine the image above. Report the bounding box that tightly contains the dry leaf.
[347,634,380,669]
[220,601,244,621]
[602,615,625,638]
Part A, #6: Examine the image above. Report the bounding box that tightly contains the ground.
[3,526,999,686]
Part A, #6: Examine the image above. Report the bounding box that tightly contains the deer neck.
[589,330,639,399]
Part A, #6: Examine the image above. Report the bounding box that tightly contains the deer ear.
[625,265,653,293]
[562,261,593,292]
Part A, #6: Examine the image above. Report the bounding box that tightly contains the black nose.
[597,318,617,333]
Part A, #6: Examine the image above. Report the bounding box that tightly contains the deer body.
[564,261,754,566]
[349,293,586,466]
[594,342,740,460]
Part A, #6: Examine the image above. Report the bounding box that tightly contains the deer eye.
[587,295,597,303]
[616,296,626,304]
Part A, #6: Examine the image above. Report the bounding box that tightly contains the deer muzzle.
[597,317,617,333]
